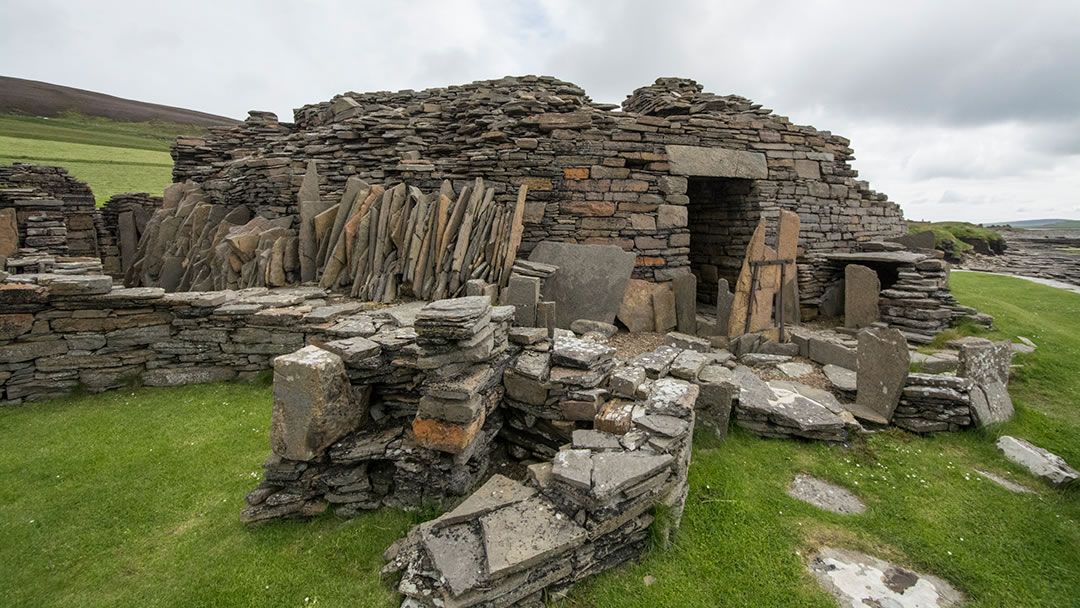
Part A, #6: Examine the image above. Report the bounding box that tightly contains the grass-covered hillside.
[1,272,1078,607]
[0,112,196,205]
[908,221,1007,258]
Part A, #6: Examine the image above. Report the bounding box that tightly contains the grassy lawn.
[0,113,185,204]
[1,273,1078,607]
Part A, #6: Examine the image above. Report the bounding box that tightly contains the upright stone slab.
[117,211,139,272]
[537,301,556,339]
[618,279,656,332]
[958,340,1015,425]
[271,345,366,461]
[715,278,733,336]
[506,275,540,327]
[672,274,697,334]
[855,327,909,422]
[528,242,635,328]
[652,285,677,332]
[0,207,17,258]
[844,264,880,329]
[298,160,331,283]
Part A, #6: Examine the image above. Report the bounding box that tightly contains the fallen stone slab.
[996,436,1078,487]
[480,496,587,579]
[823,364,856,393]
[787,474,866,514]
[777,361,814,378]
[808,547,963,608]
[434,474,537,528]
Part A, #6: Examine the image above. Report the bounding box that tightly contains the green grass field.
[1,273,1078,607]
[0,113,189,204]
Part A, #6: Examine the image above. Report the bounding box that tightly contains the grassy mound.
[908,222,1006,258]
[1,273,1078,607]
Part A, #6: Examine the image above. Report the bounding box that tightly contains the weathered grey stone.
[670,349,708,380]
[508,326,548,345]
[418,393,483,424]
[777,361,813,378]
[844,264,880,329]
[569,318,618,338]
[958,340,1015,425]
[665,145,768,179]
[855,328,909,422]
[590,451,674,500]
[552,448,593,490]
[321,336,381,364]
[506,275,540,327]
[528,242,635,328]
[608,365,647,399]
[996,436,1078,487]
[664,331,710,353]
[537,301,556,339]
[787,474,865,514]
[0,338,67,363]
[480,496,587,579]
[808,547,964,608]
[823,364,857,392]
[270,345,365,461]
[551,335,615,369]
[571,429,623,451]
[39,274,112,296]
[635,414,689,437]
[630,345,681,378]
[808,337,857,370]
[421,522,485,597]
[0,313,34,340]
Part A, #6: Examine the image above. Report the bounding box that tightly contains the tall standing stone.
[672,273,697,334]
[270,345,367,461]
[844,264,880,329]
[855,327,909,421]
[506,275,540,327]
[297,160,329,283]
[118,211,139,272]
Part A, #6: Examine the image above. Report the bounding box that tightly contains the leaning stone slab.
[996,436,1078,487]
[787,474,865,514]
[959,340,1015,426]
[808,547,964,608]
[270,345,365,461]
[844,264,880,329]
[855,327,909,422]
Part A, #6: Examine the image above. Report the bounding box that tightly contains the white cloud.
[1,0,1077,222]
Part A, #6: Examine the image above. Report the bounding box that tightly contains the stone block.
[665,145,768,179]
[270,345,365,461]
[506,275,540,327]
[996,436,1077,487]
[671,274,697,334]
[657,205,688,229]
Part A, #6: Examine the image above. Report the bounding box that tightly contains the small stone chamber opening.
[686,176,759,305]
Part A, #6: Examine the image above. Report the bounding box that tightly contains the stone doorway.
[686,176,759,305]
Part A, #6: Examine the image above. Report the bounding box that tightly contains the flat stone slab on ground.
[996,436,1078,487]
[787,474,865,514]
[809,547,964,608]
[435,474,537,527]
[480,496,587,579]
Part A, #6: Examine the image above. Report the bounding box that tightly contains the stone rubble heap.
[733,365,851,442]
[383,373,699,608]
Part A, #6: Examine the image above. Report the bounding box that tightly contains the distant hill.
[0,76,239,127]
[995,218,1080,230]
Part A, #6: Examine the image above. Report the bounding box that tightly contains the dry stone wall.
[170,76,905,302]
[0,163,98,258]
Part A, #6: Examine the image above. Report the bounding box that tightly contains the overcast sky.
[2,0,1077,223]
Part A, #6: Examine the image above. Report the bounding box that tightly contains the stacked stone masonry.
[169,76,905,311]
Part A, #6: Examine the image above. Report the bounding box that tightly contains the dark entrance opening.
[686,176,759,305]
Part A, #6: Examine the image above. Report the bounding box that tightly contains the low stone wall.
[0,163,98,257]
[0,275,418,405]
